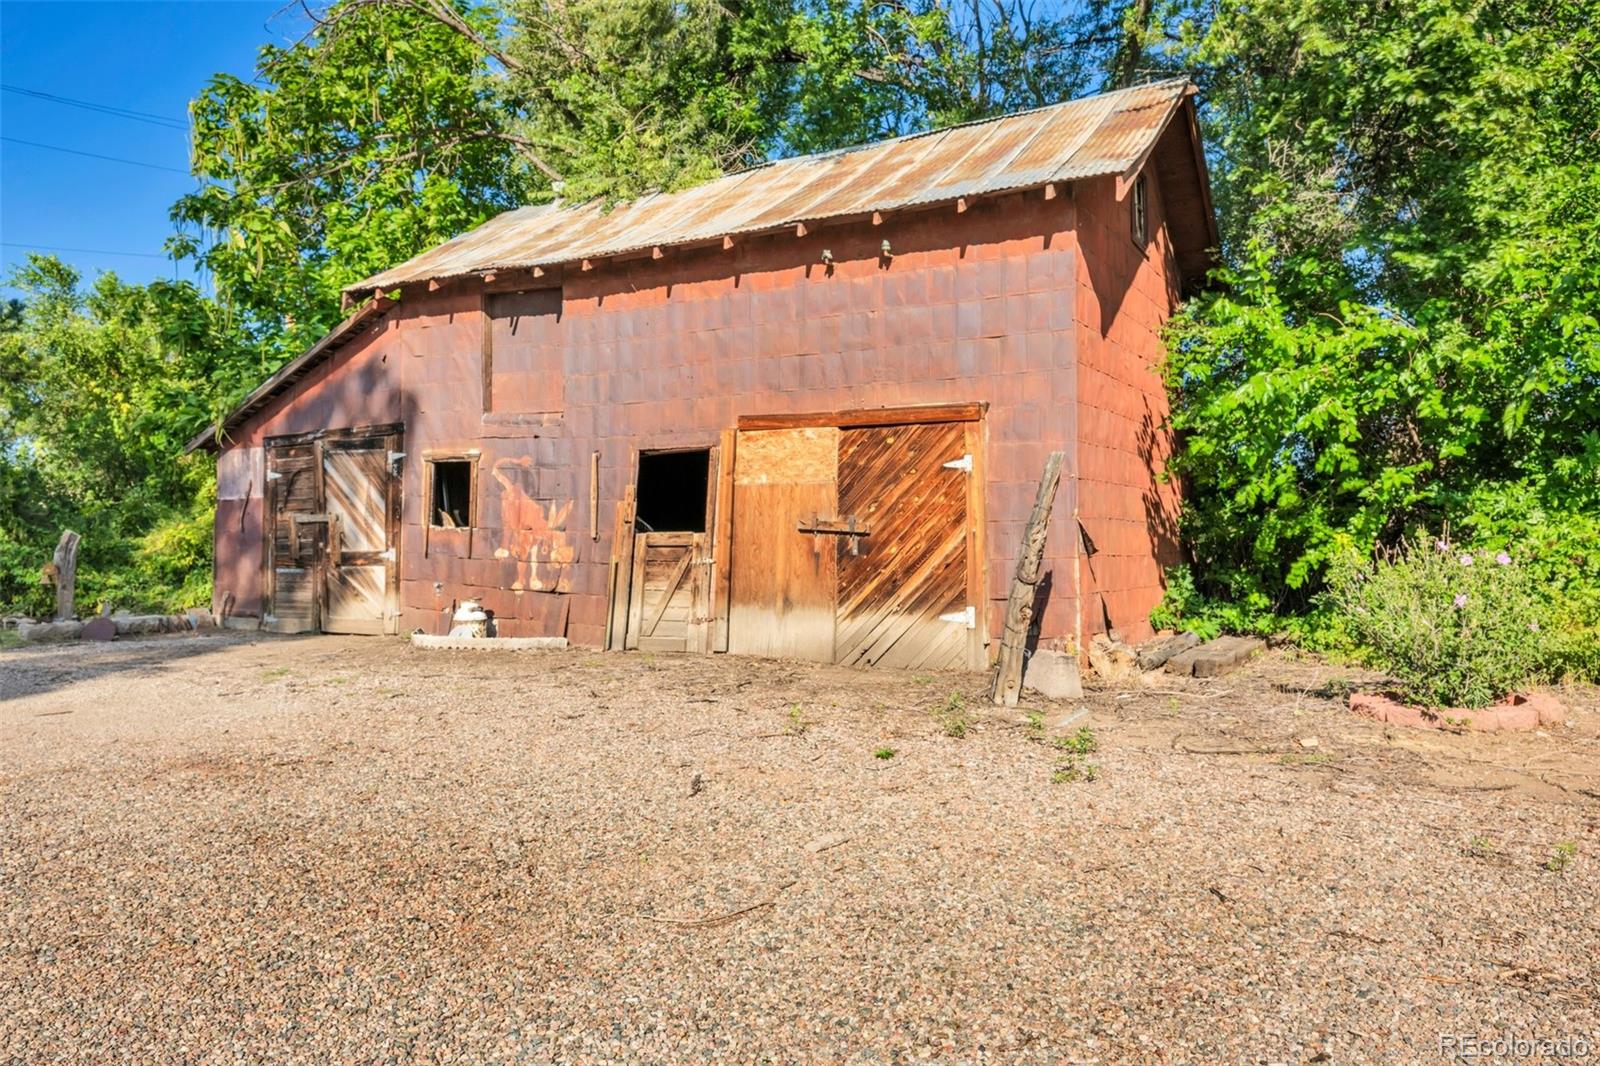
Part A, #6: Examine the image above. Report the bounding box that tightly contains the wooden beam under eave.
[1044,183,1059,201]
[956,197,969,214]
[722,235,736,250]
[651,246,665,260]
[532,265,547,278]
[481,271,497,283]
[428,279,442,291]
[581,258,595,271]
[872,211,885,226]
[795,222,808,237]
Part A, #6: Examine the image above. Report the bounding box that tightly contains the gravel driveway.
[3,634,1596,1062]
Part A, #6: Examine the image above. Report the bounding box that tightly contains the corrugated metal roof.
[348,78,1193,294]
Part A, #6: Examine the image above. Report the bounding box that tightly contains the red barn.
[188,79,1216,672]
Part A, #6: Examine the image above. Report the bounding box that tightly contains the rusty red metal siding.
[1071,174,1184,645]
[216,182,1186,654]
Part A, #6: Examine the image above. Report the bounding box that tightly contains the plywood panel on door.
[835,422,974,670]
[727,427,838,661]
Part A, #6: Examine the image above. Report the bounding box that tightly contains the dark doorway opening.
[635,449,710,532]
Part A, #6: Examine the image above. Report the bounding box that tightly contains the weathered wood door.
[322,434,401,635]
[625,532,709,652]
[264,441,325,634]
[727,427,840,661]
[264,427,401,636]
[834,422,977,670]
[724,415,982,670]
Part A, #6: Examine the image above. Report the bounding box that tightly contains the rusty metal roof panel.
[349,78,1192,293]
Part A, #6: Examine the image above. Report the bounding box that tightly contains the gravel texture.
[2,634,1597,1062]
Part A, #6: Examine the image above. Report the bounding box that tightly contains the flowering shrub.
[1328,535,1555,708]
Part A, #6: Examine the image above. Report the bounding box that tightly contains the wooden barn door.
[722,410,983,670]
[726,427,839,661]
[263,441,324,634]
[263,426,401,636]
[625,532,709,652]
[322,432,401,635]
[834,422,977,671]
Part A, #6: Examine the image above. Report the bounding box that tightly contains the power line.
[1,136,189,174]
[2,242,174,260]
[1,84,188,131]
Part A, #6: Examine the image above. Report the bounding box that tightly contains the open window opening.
[429,459,474,528]
[634,449,710,533]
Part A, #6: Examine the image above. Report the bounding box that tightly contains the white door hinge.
[943,454,973,473]
[388,451,406,465]
[266,471,283,481]
[379,549,396,561]
[939,605,976,629]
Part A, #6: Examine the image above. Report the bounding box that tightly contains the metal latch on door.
[939,606,976,629]
[796,513,873,555]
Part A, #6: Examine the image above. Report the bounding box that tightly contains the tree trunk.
[51,530,81,622]
[990,453,1064,706]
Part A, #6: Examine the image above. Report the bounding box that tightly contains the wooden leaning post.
[990,452,1064,707]
[42,529,81,622]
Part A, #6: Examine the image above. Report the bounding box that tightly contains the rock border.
[1349,690,1566,732]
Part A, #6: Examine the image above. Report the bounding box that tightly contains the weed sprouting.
[873,746,896,760]
[932,692,973,738]
[1546,842,1578,873]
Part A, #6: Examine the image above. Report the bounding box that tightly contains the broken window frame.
[425,454,478,531]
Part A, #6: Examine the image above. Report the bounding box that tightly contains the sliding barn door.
[722,415,982,671]
[322,434,400,635]
[834,422,975,670]
[726,427,839,661]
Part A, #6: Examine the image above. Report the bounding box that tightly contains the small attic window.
[1131,173,1149,247]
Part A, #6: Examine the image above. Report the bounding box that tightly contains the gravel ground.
[2,634,1597,1063]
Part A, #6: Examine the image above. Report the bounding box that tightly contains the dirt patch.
[2,636,1597,1061]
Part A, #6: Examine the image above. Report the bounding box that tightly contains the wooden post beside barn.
[991,453,1064,707]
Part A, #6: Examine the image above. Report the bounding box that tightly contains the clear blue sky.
[1,0,304,294]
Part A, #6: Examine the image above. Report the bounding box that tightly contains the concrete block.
[1023,649,1083,700]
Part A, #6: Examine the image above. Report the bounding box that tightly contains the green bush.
[1327,536,1556,708]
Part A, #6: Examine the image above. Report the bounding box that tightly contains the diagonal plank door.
[322,435,399,635]
[834,422,972,670]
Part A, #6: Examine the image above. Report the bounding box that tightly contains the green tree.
[1161,0,1600,644]
[0,257,238,614]
[173,0,542,357]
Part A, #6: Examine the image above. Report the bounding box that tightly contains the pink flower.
[1496,552,1512,566]
[1435,539,1449,553]
[1453,594,1468,609]
[1459,554,1474,566]
[1529,621,1540,633]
